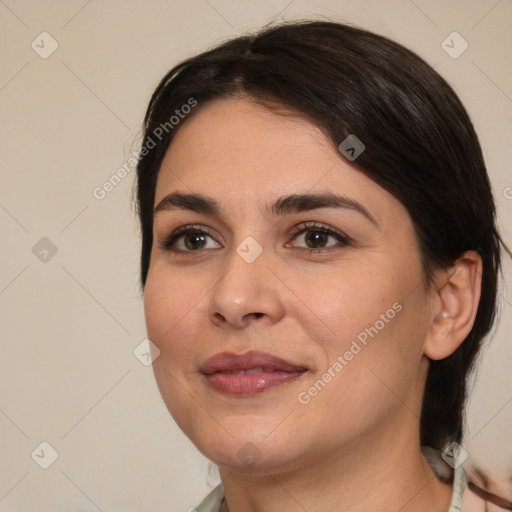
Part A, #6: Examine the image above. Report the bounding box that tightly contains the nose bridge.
[209,237,283,327]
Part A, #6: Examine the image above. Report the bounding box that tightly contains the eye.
[287,222,351,253]
[158,221,351,255]
[158,224,220,253]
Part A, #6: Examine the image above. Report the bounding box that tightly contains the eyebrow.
[154,191,379,227]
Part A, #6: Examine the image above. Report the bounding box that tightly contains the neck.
[217,414,453,512]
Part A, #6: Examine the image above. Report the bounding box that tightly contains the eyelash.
[158,222,351,255]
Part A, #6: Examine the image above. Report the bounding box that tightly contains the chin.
[204,437,302,473]
[184,419,300,471]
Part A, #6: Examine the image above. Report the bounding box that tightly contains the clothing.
[192,446,484,512]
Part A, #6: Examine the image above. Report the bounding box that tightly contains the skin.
[143,97,482,512]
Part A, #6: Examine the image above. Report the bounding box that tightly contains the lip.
[200,350,308,374]
[200,350,308,395]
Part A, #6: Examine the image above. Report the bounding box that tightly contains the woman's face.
[144,97,436,471]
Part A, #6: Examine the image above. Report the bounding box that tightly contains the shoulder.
[421,446,511,511]
[193,482,225,512]
[461,464,512,512]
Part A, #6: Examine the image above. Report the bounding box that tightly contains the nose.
[208,247,285,329]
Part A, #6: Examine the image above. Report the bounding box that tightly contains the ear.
[423,250,483,360]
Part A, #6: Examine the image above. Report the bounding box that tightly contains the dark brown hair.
[135,20,510,450]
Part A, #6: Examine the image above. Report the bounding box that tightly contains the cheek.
[143,271,174,343]
[308,265,421,391]
[143,267,206,424]
[309,267,397,346]
[143,265,201,360]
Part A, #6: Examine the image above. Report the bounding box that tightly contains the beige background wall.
[1,1,511,510]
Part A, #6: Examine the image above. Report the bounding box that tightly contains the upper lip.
[200,350,308,375]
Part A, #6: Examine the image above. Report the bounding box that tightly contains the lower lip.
[204,370,307,395]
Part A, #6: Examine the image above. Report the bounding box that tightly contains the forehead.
[153,97,405,226]
[157,98,331,185]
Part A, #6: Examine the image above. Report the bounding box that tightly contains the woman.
[135,20,511,511]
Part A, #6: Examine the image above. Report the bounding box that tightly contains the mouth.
[210,367,298,375]
[200,350,308,395]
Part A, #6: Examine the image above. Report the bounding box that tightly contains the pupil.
[306,231,327,248]
[185,233,206,250]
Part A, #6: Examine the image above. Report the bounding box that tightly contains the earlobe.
[423,251,483,361]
